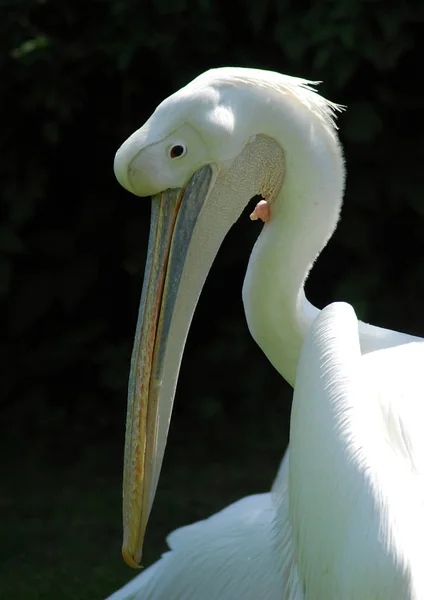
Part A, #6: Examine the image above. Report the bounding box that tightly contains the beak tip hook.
[122,545,143,569]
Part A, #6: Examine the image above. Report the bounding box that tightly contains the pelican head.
[114,67,342,567]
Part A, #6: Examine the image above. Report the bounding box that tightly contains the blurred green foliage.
[2,0,424,444]
[2,0,424,596]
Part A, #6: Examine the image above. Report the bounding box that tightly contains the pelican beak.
[121,166,214,567]
[115,130,279,568]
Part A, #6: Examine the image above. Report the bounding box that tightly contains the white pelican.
[109,68,423,599]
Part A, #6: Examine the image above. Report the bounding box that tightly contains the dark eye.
[169,144,186,159]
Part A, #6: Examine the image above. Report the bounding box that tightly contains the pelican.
[109,68,423,599]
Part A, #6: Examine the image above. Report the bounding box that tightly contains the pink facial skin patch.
[249,199,270,223]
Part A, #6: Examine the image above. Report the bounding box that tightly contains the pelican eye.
[169,144,187,159]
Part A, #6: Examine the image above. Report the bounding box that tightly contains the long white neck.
[241,92,419,388]
[242,94,344,387]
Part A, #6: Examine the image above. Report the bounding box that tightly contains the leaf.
[11,35,50,60]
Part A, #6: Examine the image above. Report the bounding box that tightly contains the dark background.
[2,1,424,598]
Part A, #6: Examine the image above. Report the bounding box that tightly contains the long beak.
[122,165,214,567]
[119,133,280,568]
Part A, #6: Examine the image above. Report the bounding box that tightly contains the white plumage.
[291,302,424,598]
[106,490,299,600]
[110,68,423,599]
